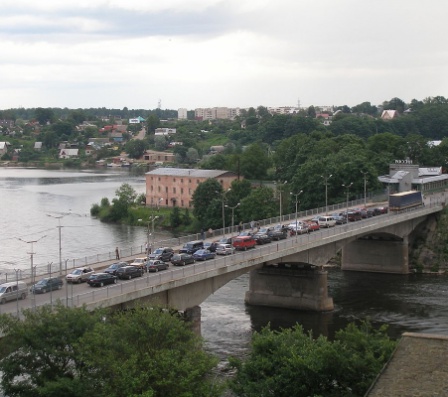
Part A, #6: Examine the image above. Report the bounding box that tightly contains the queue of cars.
[19,205,390,296]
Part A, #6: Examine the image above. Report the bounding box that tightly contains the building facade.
[145,168,239,208]
[378,160,448,193]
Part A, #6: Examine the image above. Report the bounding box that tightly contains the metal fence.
[0,192,389,283]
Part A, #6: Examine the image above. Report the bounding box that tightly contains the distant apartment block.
[194,107,241,120]
[177,108,188,119]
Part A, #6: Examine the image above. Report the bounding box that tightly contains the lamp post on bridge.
[225,202,240,233]
[361,170,368,208]
[18,235,46,312]
[321,174,332,215]
[290,190,303,241]
[342,182,353,221]
[217,188,231,236]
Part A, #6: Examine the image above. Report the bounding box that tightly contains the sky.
[1,0,448,111]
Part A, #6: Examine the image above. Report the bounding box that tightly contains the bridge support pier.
[341,236,410,274]
[245,266,334,312]
[183,305,201,335]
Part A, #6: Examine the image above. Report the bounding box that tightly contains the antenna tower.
[158,99,162,109]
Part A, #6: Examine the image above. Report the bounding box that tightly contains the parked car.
[179,240,204,254]
[104,261,128,276]
[203,241,219,252]
[233,236,257,251]
[193,249,216,261]
[0,281,28,304]
[373,206,388,215]
[289,224,309,235]
[30,277,63,294]
[236,230,254,237]
[148,247,174,262]
[332,214,347,225]
[306,221,320,232]
[116,266,143,280]
[268,226,288,240]
[317,216,336,228]
[129,257,147,271]
[146,259,169,272]
[215,243,235,255]
[171,253,195,266]
[66,267,94,284]
[87,273,117,287]
[347,211,362,221]
[218,236,235,244]
[258,227,274,235]
[253,232,272,245]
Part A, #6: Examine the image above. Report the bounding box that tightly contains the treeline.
[0,303,396,397]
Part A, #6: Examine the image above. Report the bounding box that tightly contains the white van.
[318,216,336,228]
[0,281,28,304]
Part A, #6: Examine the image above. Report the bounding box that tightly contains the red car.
[306,221,320,232]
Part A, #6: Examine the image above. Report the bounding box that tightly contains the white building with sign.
[378,160,448,193]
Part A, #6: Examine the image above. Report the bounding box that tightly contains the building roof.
[366,333,448,396]
[146,167,237,179]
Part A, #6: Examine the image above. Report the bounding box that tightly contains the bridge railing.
[1,191,437,283]
[1,202,443,317]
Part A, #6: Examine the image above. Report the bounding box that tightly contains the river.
[2,168,448,367]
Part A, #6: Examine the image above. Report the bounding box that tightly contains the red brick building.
[145,168,239,208]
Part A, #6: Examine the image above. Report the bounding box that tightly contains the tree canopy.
[229,321,396,397]
[0,304,223,397]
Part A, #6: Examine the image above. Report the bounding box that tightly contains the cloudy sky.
[1,0,447,111]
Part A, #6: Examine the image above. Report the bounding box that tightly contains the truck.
[389,191,423,211]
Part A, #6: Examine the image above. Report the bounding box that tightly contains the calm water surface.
[2,168,448,367]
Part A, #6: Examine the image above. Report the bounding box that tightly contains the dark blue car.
[193,249,216,261]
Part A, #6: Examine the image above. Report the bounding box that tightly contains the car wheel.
[128,275,132,280]
[58,284,62,290]
[182,261,186,266]
[77,279,82,284]
[42,288,47,294]
[155,268,159,272]
[21,293,26,300]
[113,279,117,284]
[100,282,104,287]
[0,298,6,305]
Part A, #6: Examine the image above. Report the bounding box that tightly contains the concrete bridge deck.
[0,201,443,317]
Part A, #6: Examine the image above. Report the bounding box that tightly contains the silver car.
[215,243,235,255]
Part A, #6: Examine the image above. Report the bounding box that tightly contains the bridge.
[0,198,445,325]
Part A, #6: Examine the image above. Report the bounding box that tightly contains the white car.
[215,243,235,255]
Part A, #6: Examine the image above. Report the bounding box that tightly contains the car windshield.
[134,259,144,263]
[35,279,48,285]
[153,249,163,254]
[109,264,120,269]
[0,287,6,293]
[71,269,82,275]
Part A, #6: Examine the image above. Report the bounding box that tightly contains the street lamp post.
[276,181,287,223]
[18,236,46,311]
[47,214,65,275]
[361,170,368,208]
[321,174,332,215]
[225,203,240,233]
[290,190,303,240]
[342,182,353,221]
[217,188,231,236]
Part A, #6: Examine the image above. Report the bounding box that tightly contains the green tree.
[34,107,55,125]
[0,304,104,397]
[229,321,396,397]
[146,114,160,133]
[239,186,277,222]
[125,139,147,159]
[192,179,223,226]
[240,143,271,180]
[78,306,222,397]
